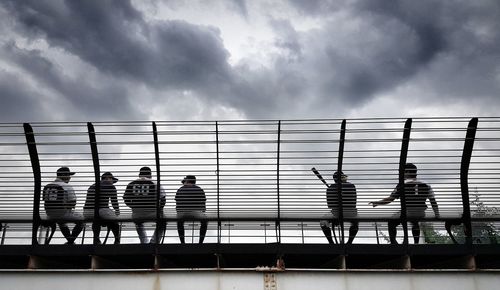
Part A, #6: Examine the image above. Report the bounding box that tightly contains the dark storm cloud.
[1,0,499,122]
[2,0,232,90]
[283,0,500,112]
[0,70,45,121]
[0,42,139,121]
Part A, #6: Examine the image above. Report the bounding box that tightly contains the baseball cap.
[139,166,152,177]
[182,175,196,184]
[57,167,75,177]
[332,171,347,179]
[101,172,118,183]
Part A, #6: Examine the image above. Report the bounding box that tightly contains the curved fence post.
[337,120,346,245]
[460,117,478,246]
[152,122,162,246]
[87,122,101,245]
[24,123,42,246]
[398,118,412,245]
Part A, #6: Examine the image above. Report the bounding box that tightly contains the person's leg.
[58,222,73,243]
[109,221,120,244]
[347,221,359,244]
[388,220,400,244]
[135,222,148,244]
[199,220,208,244]
[320,220,334,244]
[45,222,57,245]
[411,221,420,244]
[92,222,102,244]
[150,220,166,244]
[177,221,185,243]
[71,221,84,244]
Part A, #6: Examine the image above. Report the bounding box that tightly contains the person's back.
[84,182,118,211]
[124,179,159,211]
[124,167,166,244]
[175,184,206,212]
[43,182,69,216]
[326,182,357,214]
[400,181,432,214]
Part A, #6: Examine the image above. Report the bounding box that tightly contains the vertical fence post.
[87,122,101,245]
[399,118,412,245]
[216,121,221,244]
[276,121,282,243]
[152,122,162,245]
[460,118,478,246]
[337,120,346,245]
[24,123,42,246]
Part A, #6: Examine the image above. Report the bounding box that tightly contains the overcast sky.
[0,0,499,122]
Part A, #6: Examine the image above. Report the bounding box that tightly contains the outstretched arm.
[369,187,397,207]
[369,196,395,207]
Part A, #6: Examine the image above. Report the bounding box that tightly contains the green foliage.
[422,192,500,244]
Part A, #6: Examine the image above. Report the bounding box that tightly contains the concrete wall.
[0,270,499,290]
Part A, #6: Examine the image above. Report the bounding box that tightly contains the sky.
[0,0,499,123]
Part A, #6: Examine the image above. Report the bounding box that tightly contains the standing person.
[124,167,166,244]
[84,172,121,244]
[369,163,440,244]
[320,171,359,244]
[175,175,207,244]
[42,167,84,244]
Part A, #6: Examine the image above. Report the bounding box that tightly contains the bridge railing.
[0,117,499,246]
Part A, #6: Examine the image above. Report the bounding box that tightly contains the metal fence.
[0,117,499,246]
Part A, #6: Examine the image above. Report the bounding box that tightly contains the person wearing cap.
[42,167,84,244]
[84,172,121,244]
[175,175,207,243]
[369,163,440,244]
[320,171,358,244]
[124,167,166,244]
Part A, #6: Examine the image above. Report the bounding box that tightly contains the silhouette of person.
[124,167,166,244]
[42,167,84,244]
[320,171,358,244]
[370,163,439,244]
[84,172,121,244]
[175,175,207,243]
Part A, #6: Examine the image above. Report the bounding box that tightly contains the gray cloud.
[0,0,499,122]
[2,0,232,90]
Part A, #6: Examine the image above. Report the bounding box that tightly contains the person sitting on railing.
[124,167,166,244]
[320,171,358,244]
[42,167,84,245]
[175,175,207,244]
[84,172,121,245]
[369,163,440,244]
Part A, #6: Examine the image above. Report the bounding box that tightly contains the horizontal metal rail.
[0,117,498,249]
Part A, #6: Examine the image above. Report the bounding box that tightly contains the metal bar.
[399,118,412,245]
[152,122,161,245]
[461,117,478,245]
[216,121,221,244]
[337,119,346,245]
[276,121,281,243]
[87,122,101,245]
[23,123,42,246]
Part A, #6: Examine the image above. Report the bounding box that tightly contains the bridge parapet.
[0,118,499,269]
